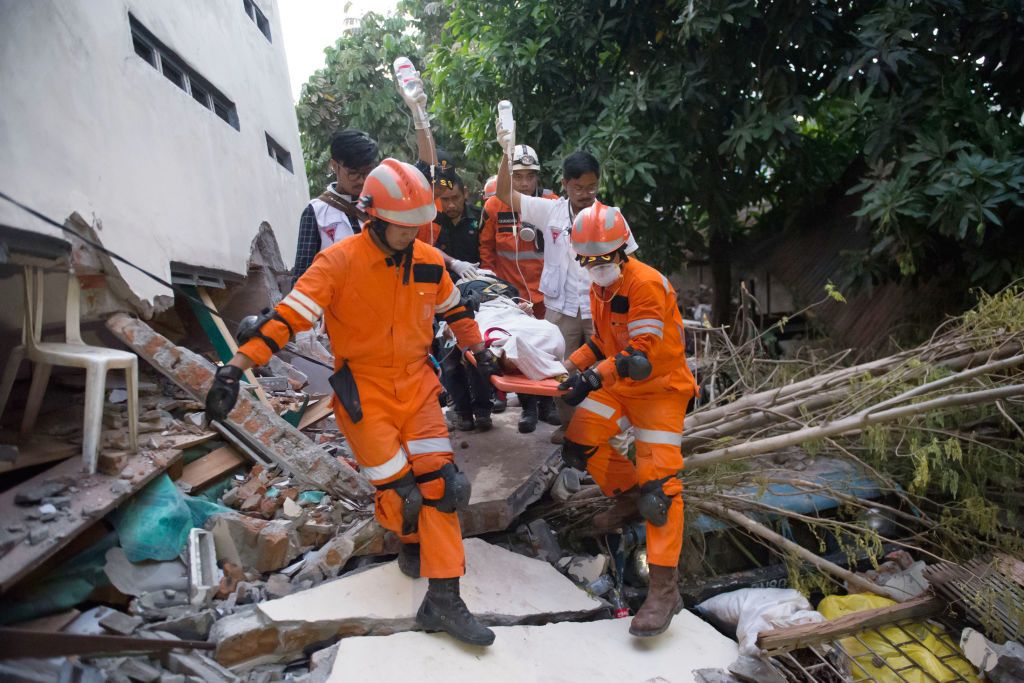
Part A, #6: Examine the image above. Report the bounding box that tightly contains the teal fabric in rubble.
[111,474,229,562]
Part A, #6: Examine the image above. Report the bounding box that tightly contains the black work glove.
[558,368,602,406]
[205,365,244,423]
[473,348,502,380]
[615,349,653,381]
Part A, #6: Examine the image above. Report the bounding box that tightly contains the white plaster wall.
[0,0,309,303]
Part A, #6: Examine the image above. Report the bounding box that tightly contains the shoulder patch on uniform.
[413,263,443,284]
[611,295,630,313]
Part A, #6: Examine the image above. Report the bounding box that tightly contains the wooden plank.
[11,609,80,632]
[0,435,79,474]
[756,594,944,654]
[0,448,182,593]
[297,398,334,430]
[196,287,270,406]
[178,445,245,490]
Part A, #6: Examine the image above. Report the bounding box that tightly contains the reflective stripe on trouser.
[332,363,465,578]
[566,386,688,567]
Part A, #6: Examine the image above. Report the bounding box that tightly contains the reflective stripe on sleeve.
[282,290,323,323]
[435,287,461,313]
[627,318,663,333]
[629,326,664,338]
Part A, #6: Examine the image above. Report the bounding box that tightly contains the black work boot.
[518,396,539,433]
[538,397,561,426]
[474,412,493,432]
[491,392,507,413]
[630,564,683,637]
[416,578,496,646]
[454,413,475,431]
[397,543,420,578]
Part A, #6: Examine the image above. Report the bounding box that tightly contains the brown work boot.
[592,487,640,531]
[629,564,683,637]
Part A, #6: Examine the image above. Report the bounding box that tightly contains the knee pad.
[418,463,471,514]
[561,439,598,471]
[376,471,423,535]
[638,476,677,527]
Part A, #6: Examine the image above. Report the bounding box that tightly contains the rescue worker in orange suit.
[479,144,561,433]
[557,202,697,638]
[204,159,501,647]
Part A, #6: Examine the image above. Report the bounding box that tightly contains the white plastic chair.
[0,266,139,473]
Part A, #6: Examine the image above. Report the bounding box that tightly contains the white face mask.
[588,263,621,287]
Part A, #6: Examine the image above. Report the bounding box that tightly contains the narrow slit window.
[265,133,293,173]
[161,59,186,91]
[129,14,239,130]
[133,34,155,66]
[243,0,272,42]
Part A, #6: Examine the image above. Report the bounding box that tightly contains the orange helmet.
[483,175,498,199]
[358,158,436,227]
[571,201,630,256]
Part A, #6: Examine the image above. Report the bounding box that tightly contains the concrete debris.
[99,608,144,635]
[106,313,373,506]
[292,518,377,585]
[255,376,289,393]
[326,611,738,682]
[27,524,49,545]
[549,466,582,502]
[282,497,302,519]
[14,478,71,505]
[58,660,105,683]
[264,573,292,600]
[565,554,608,586]
[104,547,189,596]
[120,658,163,682]
[146,608,217,641]
[212,537,603,666]
[187,528,219,607]
[165,652,240,683]
[206,513,302,574]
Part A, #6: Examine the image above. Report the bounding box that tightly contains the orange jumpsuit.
[238,230,481,578]
[565,258,697,567]
[479,192,557,318]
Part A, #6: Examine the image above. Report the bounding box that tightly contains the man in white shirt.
[495,147,638,441]
[292,129,380,282]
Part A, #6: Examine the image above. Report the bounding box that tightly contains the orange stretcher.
[465,350,566,397]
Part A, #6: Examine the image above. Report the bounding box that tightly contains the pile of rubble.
[1,287,1024,681]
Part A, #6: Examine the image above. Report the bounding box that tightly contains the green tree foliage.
[823,1,1024,290]
[295,12,457,197]
[297,1,1024,318]
[427,0,856,322]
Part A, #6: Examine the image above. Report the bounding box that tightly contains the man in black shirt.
[433,170,491,431]
[434,170,482,269]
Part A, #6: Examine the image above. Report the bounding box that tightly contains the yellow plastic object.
[817,594,980,683]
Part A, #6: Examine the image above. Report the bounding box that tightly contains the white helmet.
[512,144,540,171]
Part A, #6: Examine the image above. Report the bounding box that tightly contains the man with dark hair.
[495,137,638,443]
[292,129,380,281]
[433,170,492,431]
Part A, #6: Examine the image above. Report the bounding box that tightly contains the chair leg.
[81,365,108,474]
[0,347,25,423]
[125,360,139,453]
[20,361,52,438]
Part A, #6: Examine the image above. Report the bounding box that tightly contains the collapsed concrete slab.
[211,538,604,667]
[106,314,373,509]
[327,609,738,682]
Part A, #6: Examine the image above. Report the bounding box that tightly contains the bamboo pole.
[695,500,894,598]
[686,384,1024,470]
